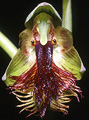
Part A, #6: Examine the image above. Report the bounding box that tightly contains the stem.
[62,0,72,32]
[0,31,17,58]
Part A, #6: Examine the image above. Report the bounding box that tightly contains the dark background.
[0,0,89,120]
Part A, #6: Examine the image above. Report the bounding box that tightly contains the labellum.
[2,2,86,118]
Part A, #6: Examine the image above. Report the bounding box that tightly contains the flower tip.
[2,72,6,81]
[40,2,49,6]
[80,61,86,73]
[19,110,22,114]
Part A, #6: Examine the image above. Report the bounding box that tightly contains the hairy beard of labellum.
[10,41,82,118]
[34,41,56,117]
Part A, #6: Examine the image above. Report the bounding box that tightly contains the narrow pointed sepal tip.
[80,61,86,73]
[2,72,6,81]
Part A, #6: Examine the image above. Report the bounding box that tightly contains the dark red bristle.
[9,42,82,118]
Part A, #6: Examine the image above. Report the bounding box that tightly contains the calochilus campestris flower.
[2,2,86,118]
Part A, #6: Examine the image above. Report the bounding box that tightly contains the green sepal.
[53,26,86,80]
[19,29,33,56]
[25,2,62,29]
[3,46,36,86]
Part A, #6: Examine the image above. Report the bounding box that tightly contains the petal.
[55,26,73,53]
[19,29,33,56]
[53,26,86,80]
[25,2,62,29]
[4,49,36,86]
[3,29,36,86]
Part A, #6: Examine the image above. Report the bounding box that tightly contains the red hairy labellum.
[10,41,82,118]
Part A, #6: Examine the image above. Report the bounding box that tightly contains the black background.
[0,0,89,120]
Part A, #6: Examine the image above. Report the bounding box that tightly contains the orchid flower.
[2,2,85,118]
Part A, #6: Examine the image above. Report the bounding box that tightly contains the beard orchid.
[2,2,85,118]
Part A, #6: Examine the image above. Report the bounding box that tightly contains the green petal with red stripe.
[53,26,86,80]
[3,29,36,86]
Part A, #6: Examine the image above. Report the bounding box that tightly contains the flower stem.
[0,31,17,58]
[62,0,72,32]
